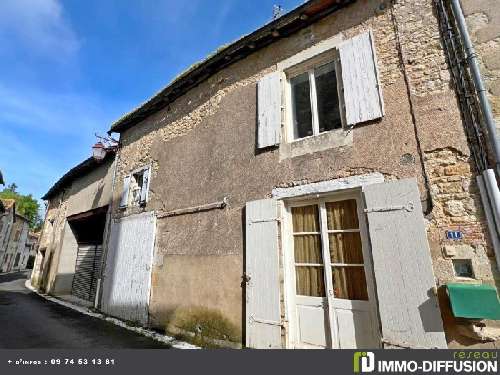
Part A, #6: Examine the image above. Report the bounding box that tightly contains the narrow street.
[0,271,169,349]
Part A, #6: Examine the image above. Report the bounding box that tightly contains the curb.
[24,280,199,349]
[0,269,30,276]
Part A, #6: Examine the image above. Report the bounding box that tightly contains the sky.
[0,0,303,206]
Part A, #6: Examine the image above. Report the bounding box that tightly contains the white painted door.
[101,211,156,324]
[287,195,379,349]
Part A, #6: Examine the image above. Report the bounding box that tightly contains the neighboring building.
[0,202,30,273]
[25,232,39,269]
[31,152,115,300]
[0,199,16,268]
[12,231,39,271]
[34,0,500,349]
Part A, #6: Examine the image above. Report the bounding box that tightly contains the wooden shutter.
[119,175,131,208]
[339,30,384,126]
[363,178,447,349]
[140,167,150,205]
[257,71,282,148]
[245,199,281,348]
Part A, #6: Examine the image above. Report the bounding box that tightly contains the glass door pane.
[325,200,368,301]
[292,205,325,297]
[332,267,368,300]
[329,232,364,264]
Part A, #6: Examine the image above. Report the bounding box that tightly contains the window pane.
[294,234,322,263]
[332,266,368,300]
[296,266,326,297]
[329,232,364,264]
[315,62,342,132]
[326,200,359,230]
[291,73,313,139]
[292,205,320,232]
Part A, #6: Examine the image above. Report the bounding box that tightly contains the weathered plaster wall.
[51,221,78,294]
[462,0,500,134]
[113,0,497,346]
[31,191,68,292]
[66,158,114,217]
[114,0,423,340]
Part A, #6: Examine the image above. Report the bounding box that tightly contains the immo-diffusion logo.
[354,351,375,373]
[353,351,498,373]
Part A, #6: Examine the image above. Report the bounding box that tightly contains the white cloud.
[0,83,128,200]
[0,0,79,58]
[0,83,114,136]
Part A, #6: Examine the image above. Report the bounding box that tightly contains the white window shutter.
[363,178,447,349]
[245,198,281,349]
[120,175,131,208]
[339,30,384,126]
[257,71,282,148]
[140,167,150,205]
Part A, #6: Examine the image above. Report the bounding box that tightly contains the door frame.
[281,188,381,348]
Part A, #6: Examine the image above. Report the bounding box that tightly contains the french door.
[286,194,380,348]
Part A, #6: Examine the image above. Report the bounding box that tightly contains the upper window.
[256,30,383,149]
[289,60,343,140]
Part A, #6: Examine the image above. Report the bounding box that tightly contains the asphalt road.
[0,271,169,349]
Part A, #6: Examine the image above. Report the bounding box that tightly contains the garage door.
[101,211,156,325]
[71,244,103,302]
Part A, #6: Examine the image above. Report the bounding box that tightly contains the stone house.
[34,0,500,349]
[0,199,30,273]
[0,199,16,269]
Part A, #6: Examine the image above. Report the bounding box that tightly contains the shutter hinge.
[249,315,283,327]
[249,218,281,225]
[364,202,414,213]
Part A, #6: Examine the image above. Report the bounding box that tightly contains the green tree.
[0,184,42,230]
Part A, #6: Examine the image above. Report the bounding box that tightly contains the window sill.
[279,129,352,160]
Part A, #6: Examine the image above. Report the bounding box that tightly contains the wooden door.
[101,211,156,325]
[288,195,379,349]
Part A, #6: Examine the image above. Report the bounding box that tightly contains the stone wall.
[462,0,500,135]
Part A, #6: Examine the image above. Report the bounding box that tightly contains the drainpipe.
[450,0,500,175]
[450,0,500,267]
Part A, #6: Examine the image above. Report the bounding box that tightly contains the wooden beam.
[157,197,228,219]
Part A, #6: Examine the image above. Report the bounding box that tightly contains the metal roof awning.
[446,283,500,320]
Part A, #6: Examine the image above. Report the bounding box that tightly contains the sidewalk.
[24,279,199,349]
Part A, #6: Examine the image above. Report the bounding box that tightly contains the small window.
[453,259,474,278]
[130,170,145,206]
[289,59,343,140]
[121,166,151,208]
